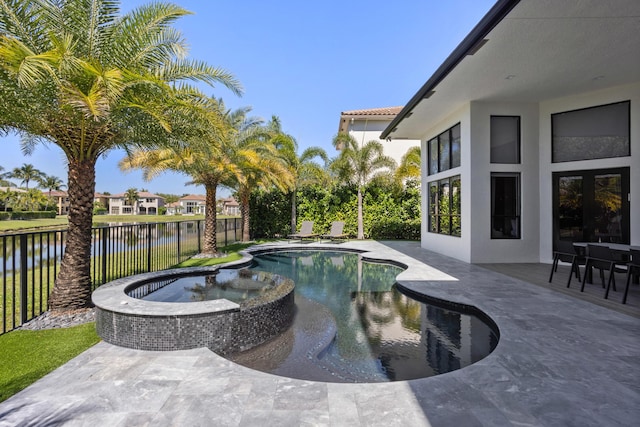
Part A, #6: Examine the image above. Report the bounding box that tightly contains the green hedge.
[0,211,57,220]
[250,180,421,240]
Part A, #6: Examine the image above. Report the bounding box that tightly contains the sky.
[0,0,495,197]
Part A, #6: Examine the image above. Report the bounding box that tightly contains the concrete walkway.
[1,241,638,426]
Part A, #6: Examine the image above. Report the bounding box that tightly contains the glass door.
[553,167,630,246]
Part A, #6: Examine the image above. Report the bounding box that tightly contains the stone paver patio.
[1,240,638,426]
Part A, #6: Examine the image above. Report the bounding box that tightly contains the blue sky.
[1,0,495,196]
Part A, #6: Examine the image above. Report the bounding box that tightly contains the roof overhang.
[382,0,640,140]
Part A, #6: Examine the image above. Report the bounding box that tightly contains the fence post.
[101,228,108,285]
[224,218,228,246]
[147,223,152,272]
[176,221,181,264]
[19,234,28,325]
[197,220,201,254]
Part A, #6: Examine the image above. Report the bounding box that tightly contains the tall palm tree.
[120,98,256,255]
[0,0,241,312]
[229,116,295,241]
[7,163,44,189]
[267,116,328,233]
[331,133,397,239]
[395,146,421,183]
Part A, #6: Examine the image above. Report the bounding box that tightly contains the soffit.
[389,0,640,139]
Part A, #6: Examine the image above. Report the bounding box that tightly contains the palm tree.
[0,0,241,312]
[120,98,255,255]
[331,133,397,239]
[38,174,66,211]
[124,188,140,213]
[230,116,295,241]
[6,163,44,189]
[395,146,421,183]
[267,116,328,233]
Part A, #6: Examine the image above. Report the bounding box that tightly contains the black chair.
[549,240,585,288]
[622,249,640,304]
[580,244,627,298]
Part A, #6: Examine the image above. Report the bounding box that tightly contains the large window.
[552,101,630,163]
[428,123,461,175]
[490,116,520,164]
[428,175,461,236]
[491,173,520,239]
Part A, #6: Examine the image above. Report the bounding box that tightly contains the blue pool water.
[228,250,499,383]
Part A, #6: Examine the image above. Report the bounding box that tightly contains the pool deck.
[1,240,639,426]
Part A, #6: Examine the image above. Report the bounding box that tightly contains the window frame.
[490,172,521,240]
[490,115,521,164]
[428,123,461,175]
[551,100,630,163]
[427,175,461,237]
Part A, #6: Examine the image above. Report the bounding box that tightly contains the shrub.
[0,212,10,221]
[9,211,57,220]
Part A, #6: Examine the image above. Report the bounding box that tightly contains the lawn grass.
[0,322,100,403]
[0,217,69,232]
[171,241,268,267]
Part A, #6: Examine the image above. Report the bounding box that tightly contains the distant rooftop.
[338,106,403,134]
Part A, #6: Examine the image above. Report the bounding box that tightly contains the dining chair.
[622,249,640,304]
[580,244,627,298]
[548,240,585,288]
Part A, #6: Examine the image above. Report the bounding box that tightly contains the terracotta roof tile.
[340,106,403,116]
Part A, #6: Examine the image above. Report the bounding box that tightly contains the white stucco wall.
[468,101,541,263]
[420,105,472,263]
[538,82,640,263]
[347,120,420,166]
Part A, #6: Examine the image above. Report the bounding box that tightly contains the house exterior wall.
[468,101,540,263]
[420,83,638,264]
[420,105,472,262]
[346,119,420,165]
[538,82,640,263]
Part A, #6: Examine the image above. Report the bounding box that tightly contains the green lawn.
[0,217,69,232]
[0,214,239,233]
[0,323,100,402]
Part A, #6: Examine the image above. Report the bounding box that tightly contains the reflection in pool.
[229,250,499,383]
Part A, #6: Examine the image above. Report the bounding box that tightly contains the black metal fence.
[0,218,242,335]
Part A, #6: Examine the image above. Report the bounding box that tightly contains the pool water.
[138,269,277,304]
[229,250,498,382]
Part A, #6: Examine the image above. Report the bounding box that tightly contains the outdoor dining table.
[572,242,640,284]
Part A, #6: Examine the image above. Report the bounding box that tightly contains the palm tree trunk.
[48,158,96,312]
[202,182,218,254]
[240,188,250,242]
[290,190,297,234]
[357,187,364,239]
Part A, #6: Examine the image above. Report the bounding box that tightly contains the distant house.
[43,190,69,215]
[380,0,639,263]
[94,193,110,210]
[338,106,420,165]
[220,197,240,216]
[165,195,206,215]
[109,191,164,215]
[164,201,182,216]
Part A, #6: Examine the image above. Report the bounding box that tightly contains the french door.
[552,167,630,246]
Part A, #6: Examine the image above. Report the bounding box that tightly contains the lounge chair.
[321,221,348,242]
[288,220,317,242]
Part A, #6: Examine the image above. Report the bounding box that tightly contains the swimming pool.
[228,250,499,383]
